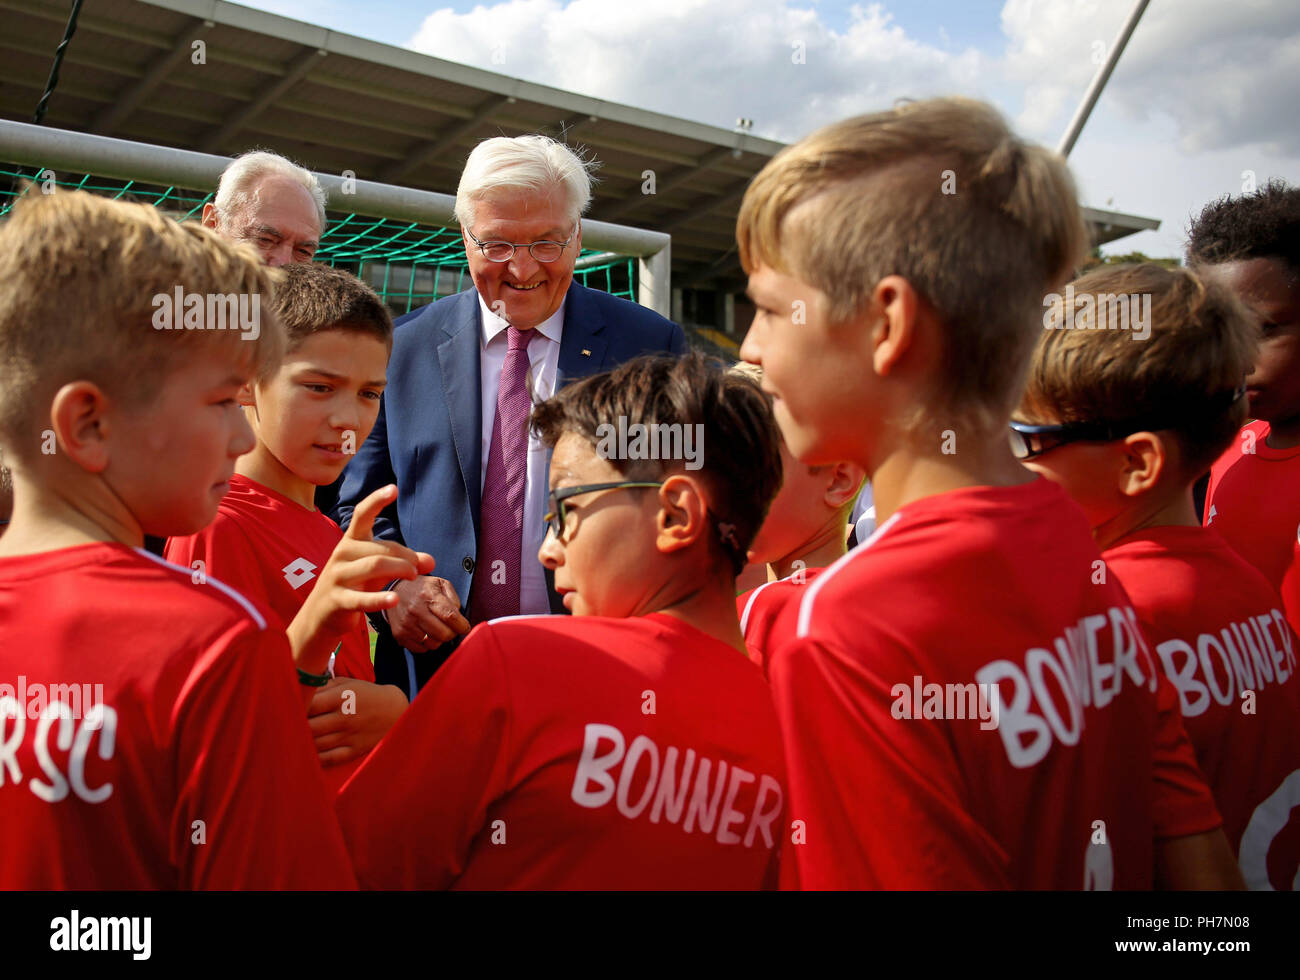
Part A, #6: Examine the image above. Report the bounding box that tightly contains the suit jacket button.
[462,556,475,573]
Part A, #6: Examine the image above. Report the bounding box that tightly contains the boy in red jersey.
[1016,263,1300,890]
[0,191,368,888]
[336,352,789,889]
[731,365,864,675]
[1189,181,1300,639]
[166,263,430,784]
[738,97,1238,889]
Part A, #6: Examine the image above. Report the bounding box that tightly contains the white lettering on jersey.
[1238,768,1300,890]
[0,695,117,805]
[570,722,783,848]
[282,557,318,590]
[976,605,1155,769]
[1156,608,1296,717]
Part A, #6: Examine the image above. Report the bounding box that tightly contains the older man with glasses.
[335,134,686,697]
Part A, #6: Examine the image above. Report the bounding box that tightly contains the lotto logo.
[282,557,317,589]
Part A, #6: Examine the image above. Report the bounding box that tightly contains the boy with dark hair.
[1189,180,1300,640]
[0,191,358,888]
[1017,262,1296,889]
[738,97,1236,889]
[336,352,789,889]
[166,262,429,784]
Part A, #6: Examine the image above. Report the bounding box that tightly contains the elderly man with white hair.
[202,150,325,267]
[336,134,686,697]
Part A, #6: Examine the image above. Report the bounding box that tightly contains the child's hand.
[289,485,434,676]
[307,677,409,765]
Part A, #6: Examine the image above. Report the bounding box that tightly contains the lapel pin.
[581,348,592,357]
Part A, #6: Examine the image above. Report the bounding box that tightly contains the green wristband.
[297,666,331,687]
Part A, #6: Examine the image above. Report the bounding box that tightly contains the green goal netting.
[0,167,637,315]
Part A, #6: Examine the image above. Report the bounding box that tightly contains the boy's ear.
[237,382,257,408]
[1116,432,1166,497]
[823,463,866,510]
[655,473,708,557]
[49,381,112,474]
[869,275,922,377]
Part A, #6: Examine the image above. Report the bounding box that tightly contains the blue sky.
[235,0,1299,259]
[245,0,1008,49]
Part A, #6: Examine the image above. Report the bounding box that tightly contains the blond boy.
[0,191,366,887]
[738,97,1237,889]
[1017,263,1299,889]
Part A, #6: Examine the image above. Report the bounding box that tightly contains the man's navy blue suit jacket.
[334,281,686,696]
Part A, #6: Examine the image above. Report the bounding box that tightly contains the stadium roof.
[0,0,1160,294]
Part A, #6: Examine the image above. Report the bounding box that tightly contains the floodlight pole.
[1056,0,1150,158]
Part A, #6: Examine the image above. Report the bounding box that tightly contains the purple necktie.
[469,326,532,623]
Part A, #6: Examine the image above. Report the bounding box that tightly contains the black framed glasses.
[1009,419,1148,460]
[543,481,662,541]
[1010,382,1248,461]
[465,226,574,264]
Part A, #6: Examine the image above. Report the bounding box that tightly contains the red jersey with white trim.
[1104,524,1300,890]
[336,613,786,890]
[165,474,373,682]
[0,543,356,889]
[737,568,823,677]
[770,477,1219,890]
[1205,421,1300,638]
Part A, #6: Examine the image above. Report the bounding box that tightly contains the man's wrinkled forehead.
[471,186,572,228]
[232,177,320,228]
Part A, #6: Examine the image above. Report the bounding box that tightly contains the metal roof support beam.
[550,114,598,145]
[661,183,749,233]
[599,146,734,223]
[680,247,741,289]
[380,94,512,184]
[89,18,212,136]
[199,47,327,154]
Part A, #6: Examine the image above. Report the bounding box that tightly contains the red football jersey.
[1206,421,1300,638]
[0,543,355,889]
[1104,524,1300,890]
[770,477,1218,890]
[737,568,824,676]
[336,613,787,889]
[165,474,373,682]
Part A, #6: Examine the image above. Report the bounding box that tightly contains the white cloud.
[1001,0,1300,156]
[407,0,989,141]
[402,0,1299,257]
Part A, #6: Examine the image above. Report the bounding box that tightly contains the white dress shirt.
[477,293,564,616]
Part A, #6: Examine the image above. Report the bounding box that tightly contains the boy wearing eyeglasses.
[334,352,789,889]
[738,98,1239,890]
[1016,263,1300,889]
